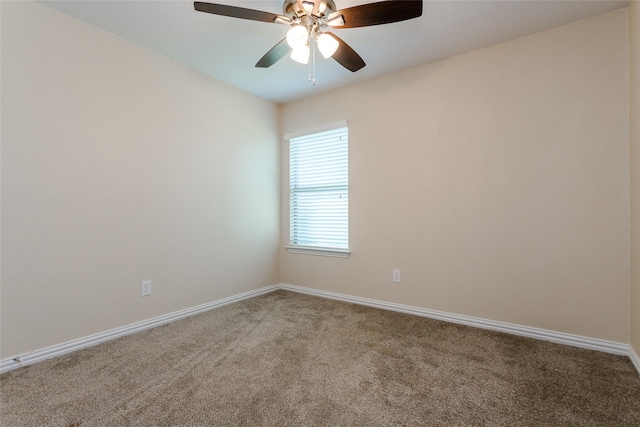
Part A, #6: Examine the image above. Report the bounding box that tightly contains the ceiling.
[40,0,629,104]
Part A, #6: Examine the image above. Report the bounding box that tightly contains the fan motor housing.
[283,0,337,19]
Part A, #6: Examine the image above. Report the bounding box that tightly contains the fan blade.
[326,32,366,72]
[194,2,290,24]
[328,0,422,28]
[256,38,291,68]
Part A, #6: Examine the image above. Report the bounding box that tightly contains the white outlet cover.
[141,280,152,296]
[392,270,401,283]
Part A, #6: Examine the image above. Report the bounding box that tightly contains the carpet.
[1,290,639,426]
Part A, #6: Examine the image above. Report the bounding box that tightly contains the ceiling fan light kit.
[317,33,339,58]
[194,0,423,83]
[291,45,311,64]
[286,25,309,49]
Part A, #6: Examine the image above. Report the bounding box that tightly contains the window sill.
[285,246,351,258]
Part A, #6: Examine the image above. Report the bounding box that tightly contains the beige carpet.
[1,290,639,426]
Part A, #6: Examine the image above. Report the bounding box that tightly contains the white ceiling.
[40,0,629,104]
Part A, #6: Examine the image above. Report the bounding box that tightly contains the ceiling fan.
[194,0,423,74]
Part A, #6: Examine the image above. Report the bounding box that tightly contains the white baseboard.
[279,283,632,358]
[0,285,279,374]
[2,283,638,377]
[630,347,640,376]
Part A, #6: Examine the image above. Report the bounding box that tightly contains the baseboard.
[630,347,640,376]
[3,283,638,377]
[0,285,279,374]
[279,284,631,358]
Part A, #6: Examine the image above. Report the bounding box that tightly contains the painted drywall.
[0,1,280,359]
[630,1,640,357]
[280,9,630,343]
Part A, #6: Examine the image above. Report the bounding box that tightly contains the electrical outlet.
[141,280,152,296]
[392,270,401,283]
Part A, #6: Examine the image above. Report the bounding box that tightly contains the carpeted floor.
[1,290,639,426]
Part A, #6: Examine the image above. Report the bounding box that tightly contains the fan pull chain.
[312,37,316,86]
[307,43,311,83]
[307,36,316,86]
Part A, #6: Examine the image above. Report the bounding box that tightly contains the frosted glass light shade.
[286,26,308,49]
[290,45,310,64]
[317,33,339,58]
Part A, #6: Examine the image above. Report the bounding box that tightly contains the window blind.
[290,126,348,250]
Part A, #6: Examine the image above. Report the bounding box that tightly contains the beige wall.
[630,1,640,356]
[0,2,280,359]
[1,1,635,361]
[280,9,630,342]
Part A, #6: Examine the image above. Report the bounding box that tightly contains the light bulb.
[286,25,308,49]
[290,45,310,64]
[317,33,339,59]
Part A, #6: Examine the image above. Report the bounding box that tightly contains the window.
[287,125,349,257]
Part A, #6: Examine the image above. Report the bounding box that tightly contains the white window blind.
[290,126,348,251]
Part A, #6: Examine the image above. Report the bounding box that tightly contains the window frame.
[285,122,350,258]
